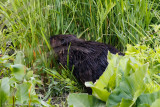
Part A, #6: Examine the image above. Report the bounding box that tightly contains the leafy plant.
[0,0,160,106]
[68,51,160,107]
[0,52,52,106]
[68,93,105,107]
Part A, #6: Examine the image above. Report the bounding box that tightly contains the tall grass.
[0,0,157,52]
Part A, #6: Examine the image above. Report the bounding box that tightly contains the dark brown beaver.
[50,35,124,84]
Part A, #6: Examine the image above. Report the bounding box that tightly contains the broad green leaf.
[136,91,160,106]
[85,53,120,102]
[1,77,10,94]
[85,52,150,106]
[120,99,133,107]
[15,82,31,104]
[0,88,7,107]
[67,93,105,107]
[138,104,150,107]
[106,59,148,107]
[10,64,25,81]
[14,51,24,64]
[106,78,133,107]
[26,70,33,80]
[151,99,160,107]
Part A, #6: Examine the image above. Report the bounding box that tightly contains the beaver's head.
[50,35,83,48]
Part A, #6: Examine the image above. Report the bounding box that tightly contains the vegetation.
[69,49,160,106]
[0,0,160,106]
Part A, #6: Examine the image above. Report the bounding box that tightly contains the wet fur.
[50,35,124,84]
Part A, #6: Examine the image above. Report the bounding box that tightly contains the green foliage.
[10,64,25,81]
[44,67,83,97]
[126,44,160,75]
[0,0,160,106]
[0,88,7,107]
[16,82,32,104]
[69,51,160,107]
[0,78,9,107]
[0,52,52,106]
[136,91,160,106]
[68,93,105,107]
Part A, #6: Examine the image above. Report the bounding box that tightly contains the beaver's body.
[50,35,124,84]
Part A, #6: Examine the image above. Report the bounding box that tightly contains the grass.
[1,0,158,51]
[0,0,160,106]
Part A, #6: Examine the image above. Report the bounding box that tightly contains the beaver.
[50,35,124,84]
